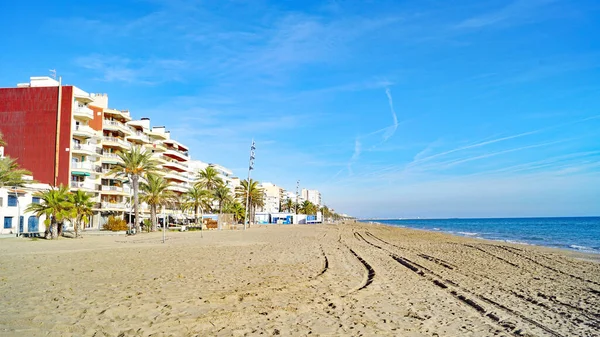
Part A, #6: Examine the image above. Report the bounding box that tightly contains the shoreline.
[1,223,598,336]
[362,218,600,258]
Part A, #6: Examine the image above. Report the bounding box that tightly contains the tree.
[185,185,213,227]
[0,157,31,188]
[140,174,174,231]
[25,186,74,239]
[222,200,245,223]
[214,184,232,214]
[281,198,295,212]
[299,200,317,215]
[69,190,94,238]
[320,205,331,223]
[110,145,157,233]
[0,132,31,188]
[196,166,223,192]
[235,179,264,224]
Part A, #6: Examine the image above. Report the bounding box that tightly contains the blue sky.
[1,0,599,218]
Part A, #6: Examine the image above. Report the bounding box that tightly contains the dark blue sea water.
[364,217,600,254]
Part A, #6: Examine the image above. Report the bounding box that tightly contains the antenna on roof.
[49,69,57,79]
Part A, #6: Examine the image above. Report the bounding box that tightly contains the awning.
[71,171,91,176]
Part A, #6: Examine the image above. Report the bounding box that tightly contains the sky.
[1,0,599,218]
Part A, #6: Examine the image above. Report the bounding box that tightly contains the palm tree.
[0,132,31,188]
[320,205,331,223]
[196,166,223,192]
[69,190,94,238]
[214,184,232,214]
[223,200,245,223]
[140,174,174,231]
[25,186,74,239]
[281,198,295,212]
[235,179,264,224]
[110,145,157,233]
[185,185,213,227]
[299,200,317,215]
[0,157,31,188]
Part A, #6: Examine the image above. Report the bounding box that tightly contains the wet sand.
[0,223,599,336]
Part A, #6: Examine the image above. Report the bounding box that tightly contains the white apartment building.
[302,188,322,206]
[258,182,284,213]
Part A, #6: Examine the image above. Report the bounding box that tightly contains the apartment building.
[258,182,284,213]
[302,188,322,206]
[0,76,193,227]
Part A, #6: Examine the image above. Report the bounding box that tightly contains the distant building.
[258,182,284,213]
[301,188,322,206]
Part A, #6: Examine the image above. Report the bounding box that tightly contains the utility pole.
[244,140,255,230]
[295,180,299,224]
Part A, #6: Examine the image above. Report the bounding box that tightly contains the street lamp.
[244,140,255,231]
[12,187,20,237]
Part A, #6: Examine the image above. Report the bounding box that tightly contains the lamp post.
[244,140,255,231]
[12,187,20,237]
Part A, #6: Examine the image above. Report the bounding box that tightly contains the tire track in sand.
[358,231,566,337]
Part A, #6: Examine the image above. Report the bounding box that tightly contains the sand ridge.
[0,223,599,336]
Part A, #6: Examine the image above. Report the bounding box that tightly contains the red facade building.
[0,85,74,187]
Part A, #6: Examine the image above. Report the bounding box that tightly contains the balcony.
[102,120,132,135]
[101,152,124,164]
[164,170,189,182]
[71,161,100,172]
[72,143,101,155]
[70,181,99,191]
[72,125,98,138]
[167,182,189,193]
[73,105,94,120]
[164,148,189,161]
[163,160,188,172]
[101,185,131,195]
[103,136,131,150]
[127,131,151,144]
[101,202,129,210]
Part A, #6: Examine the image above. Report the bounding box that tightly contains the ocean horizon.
[361,216,600,254]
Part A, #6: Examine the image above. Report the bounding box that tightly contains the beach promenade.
[1,223,599,336]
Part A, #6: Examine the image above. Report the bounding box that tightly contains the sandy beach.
[1,222,599,336]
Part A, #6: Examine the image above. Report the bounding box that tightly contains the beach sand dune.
[1,223,598,336]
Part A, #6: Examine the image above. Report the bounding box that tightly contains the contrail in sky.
[383,87,398,141]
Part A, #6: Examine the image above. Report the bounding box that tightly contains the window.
[32,197,40,204]
[4,217,13,229]
[8,195,17,207]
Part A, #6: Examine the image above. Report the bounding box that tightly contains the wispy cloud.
[454,0,560,30]
[74,54,189,84]
[383,87,399,141]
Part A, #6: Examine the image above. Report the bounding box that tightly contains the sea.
[363,217,600,254]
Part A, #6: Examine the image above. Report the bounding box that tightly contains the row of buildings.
[0,76,322,235]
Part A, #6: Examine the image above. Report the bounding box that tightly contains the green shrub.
[102,216,128,231]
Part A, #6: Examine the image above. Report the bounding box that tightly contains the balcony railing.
[103,136,131,148]
[103,120,132,133]
[73,125,97,136]
[101,185,131,193]
[129,131,150,142]
[163,160,188,171]
[74,106,94,118]
[72,143,100,153]
[71,161,98,170]
[101,202,128,210]
[165,148,189,159]
[70,181,99,191]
